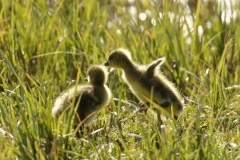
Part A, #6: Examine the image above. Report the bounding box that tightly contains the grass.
[0,0,240,159]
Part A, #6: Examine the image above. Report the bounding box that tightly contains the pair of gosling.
[52,48,184,133]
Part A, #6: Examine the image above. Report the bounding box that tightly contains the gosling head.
[86,65,108,85]
[104,48,132,69]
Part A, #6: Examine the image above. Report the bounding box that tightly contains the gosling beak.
[104,61,109,66]
[85,76,89,82]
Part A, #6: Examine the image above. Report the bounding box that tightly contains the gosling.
[104,48,183,119]
[52,65,111,133]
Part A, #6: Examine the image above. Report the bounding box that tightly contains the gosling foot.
[138,102,150,113]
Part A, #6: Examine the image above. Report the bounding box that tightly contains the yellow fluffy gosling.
[52,65,111,134]
[104,48,183,119]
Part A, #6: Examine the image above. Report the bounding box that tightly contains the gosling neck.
[91,79,105,86]
[121,60,138,74]
[120,58,135,70]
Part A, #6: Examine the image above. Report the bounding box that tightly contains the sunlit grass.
[0,0,240,159]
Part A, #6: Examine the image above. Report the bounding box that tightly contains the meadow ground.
[0,0,240,159]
